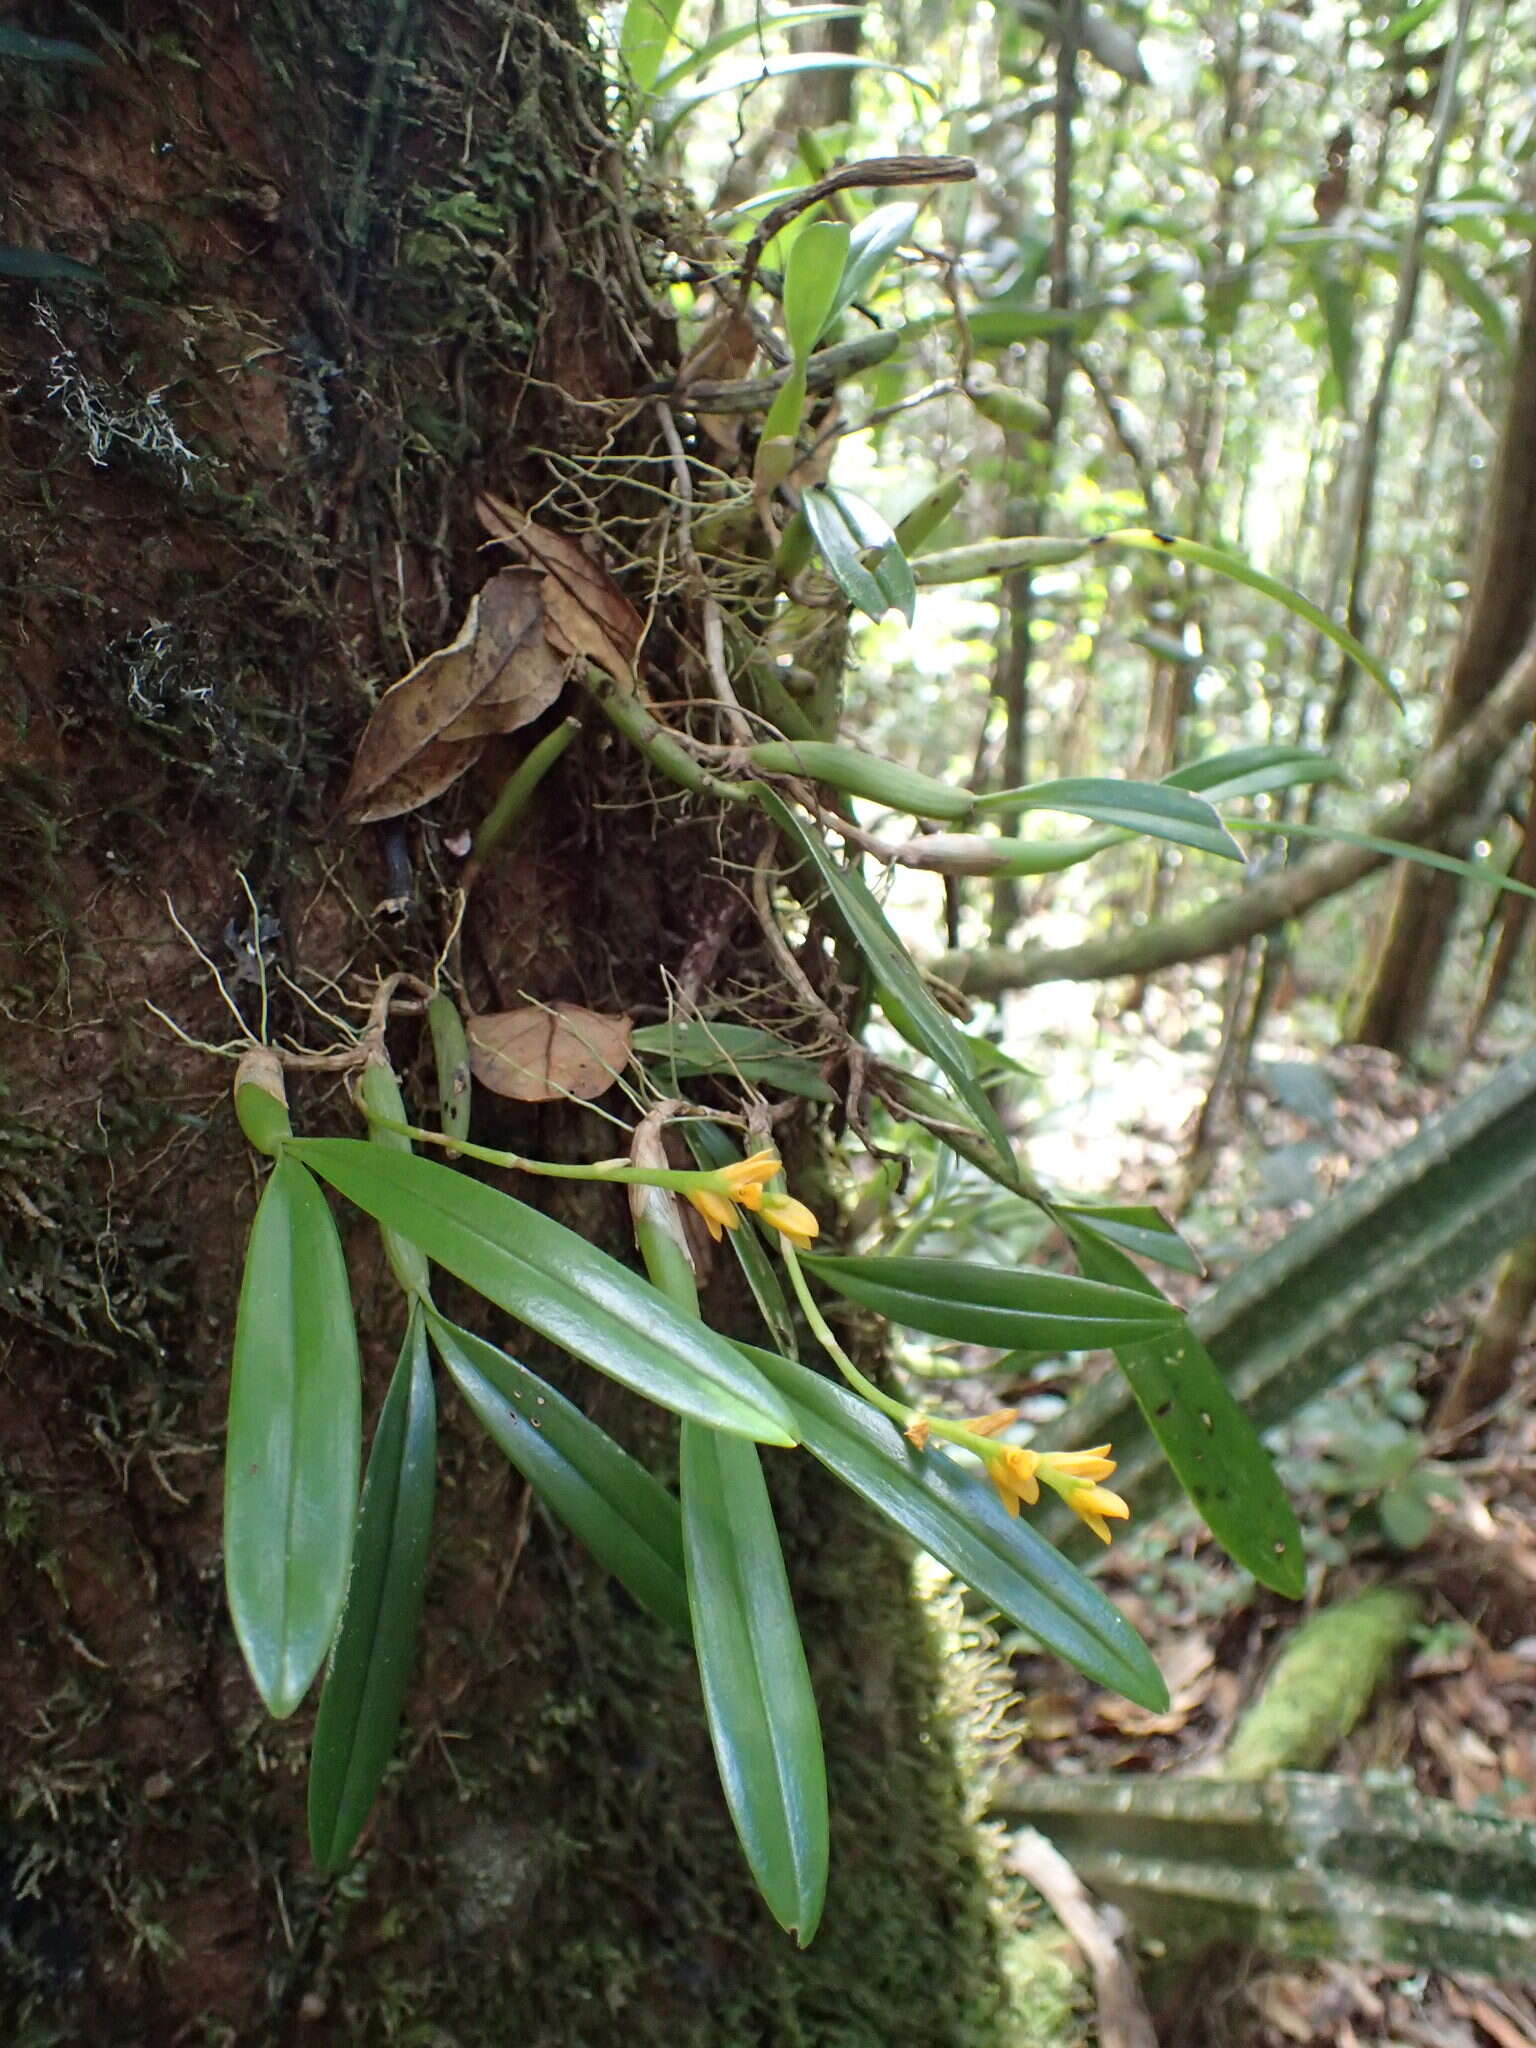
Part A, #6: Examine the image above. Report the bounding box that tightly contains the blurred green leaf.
[802,1252,1184,1349]
[783,219,851,360]
[631,1020,835,1101]
[290,1139,798,1446]
[1053,1202,1202,1276]
[619,0,688,95]
[655,54,933,145]
[651,6,860,95]
[226,1155,361,1719]
[426,993,472,1150]
[0,246,100,282]
[1165,745,1349,804]
[738,1343,1166,1708]
[430,1315,691,1632]
[309,1310,436,1874]
[682,1422,828,1942]
[825,201,919,328]
[0,25,102,63]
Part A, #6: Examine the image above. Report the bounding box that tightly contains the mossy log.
[1222,1587,1419,1780]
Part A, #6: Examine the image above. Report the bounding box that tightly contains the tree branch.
[939,619,1536,996]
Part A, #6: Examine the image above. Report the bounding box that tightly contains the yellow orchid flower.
[984,1444,1041,1516]
[756,1185,820,1250]
[681,1149,790,1240]
[1034,1446,1129,1544]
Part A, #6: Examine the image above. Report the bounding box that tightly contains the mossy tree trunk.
[0,8,1017,2041]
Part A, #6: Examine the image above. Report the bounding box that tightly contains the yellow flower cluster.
[684,1150,820,1251]
[967,1410,1130,1543]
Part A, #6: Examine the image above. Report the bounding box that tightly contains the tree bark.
[0,9,1014,2041]
[1350,237,1536,1052]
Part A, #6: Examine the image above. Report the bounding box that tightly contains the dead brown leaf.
[678,308,760,454]
[467,1003,632,1103]
[342,570,564,821]
[476,493,642,688]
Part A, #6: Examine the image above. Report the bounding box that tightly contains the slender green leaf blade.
[0,25,102,63]
[783,220,851,361]
[975,776,1242,862]
[1064,1225,1305,1596]
[756,787,1012,1164]
[631,1020,836,1101]
[226,1156,362,1719]
[430,1315,690,1632]
[290,1139,798,1446]
[309,1310,436,1873]
[1104,530,1402,709]
[682,1422,828,1941]
[803,1251,1184,1349]
[1053,1202,1203,1276]
[651,6,860,94]
[427,992,472,1149]
[656,54,933,144]
[1164,745,1348,804]
[1227,819,1536,906]
[802,486,916,624]
[740,1344,1166,1708]
[0,246,101,282]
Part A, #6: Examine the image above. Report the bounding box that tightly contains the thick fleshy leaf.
[429,1316,690,1632]
[225,1155,362,1719]
[738,1344,1166,1708]
[756,787,1012,1165]
[1164,744,1348,805]
[631,1020,835,1102]
[681,1422,828,1941]
[782,220,851,362]
[682,1123,800,1358]
[308,1312,436,1873]
[802,1252,1185,1350]
[426,992,472,1149]
[974,776,1241,862]
[1063,1223,1306,1598]
[289,1140,798,1447]
[801,486,916,625]
[825,202,920,330]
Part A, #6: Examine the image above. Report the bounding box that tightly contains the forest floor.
[971,966,1536,2048]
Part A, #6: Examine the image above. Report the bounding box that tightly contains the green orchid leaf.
[801,486,917,625]
[1226,817,1536,906]
[426,992,472,1150]
[802,1252,1185,1350]
[619,0,688,95]
[654,54,933,147]
[651,7,860,96]
[738,1344,1166,1709]
[289,1139,798,1447]
[824,201,920,330]
[783,219,851,362]
[1052,1203,1203,1277]
[1164,745,1349,805]
[756,788,1012,1165]
[631,1020,835,1103]
[309,1310,437,1874]
[225,1155,362,1719]
[681,1422,828,1942]
[974,776,1241,862]
[1063,1223,1306,1598]
[430,1315,691,1633]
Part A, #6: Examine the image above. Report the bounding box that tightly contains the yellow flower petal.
[685,1187,739,1238]
[1061,1481,1130,1545]
[1038,1444,1117,1484]
[721,1150,782,1194]
[985,1444,1040,1514]
[758,1188,820,1248]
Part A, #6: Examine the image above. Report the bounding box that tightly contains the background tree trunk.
[1349,238,1536,1054]
[0,7,1016,2040]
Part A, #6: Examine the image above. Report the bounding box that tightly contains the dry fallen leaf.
[475,493,642,688]
[467,1003,632,1103]
[342,570,565,821]
[678,308,760,454]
